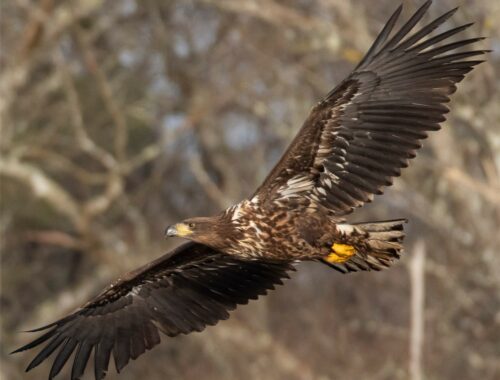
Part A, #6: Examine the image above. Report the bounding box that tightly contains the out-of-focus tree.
[1,0,499,379]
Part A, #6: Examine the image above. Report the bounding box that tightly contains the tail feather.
[322,219,407,274]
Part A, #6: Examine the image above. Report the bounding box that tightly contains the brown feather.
[12,243,293,379]
[253,2,486,217]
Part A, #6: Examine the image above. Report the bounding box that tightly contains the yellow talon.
[326,243,356,263]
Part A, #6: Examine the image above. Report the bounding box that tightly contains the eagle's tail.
[321,219,407,273]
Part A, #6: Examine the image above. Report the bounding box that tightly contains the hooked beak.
[165,225,178,237]
[164,223,192,238]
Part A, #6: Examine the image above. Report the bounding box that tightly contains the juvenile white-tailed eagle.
[14,1,487,379]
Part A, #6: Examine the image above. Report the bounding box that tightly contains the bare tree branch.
[409,240,426,380]
[0,158,83,230]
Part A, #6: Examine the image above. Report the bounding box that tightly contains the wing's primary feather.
[255,2,487,216]
[12,242,293,379]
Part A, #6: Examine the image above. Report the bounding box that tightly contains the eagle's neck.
[220,197,271,257]
[192,209,244,253]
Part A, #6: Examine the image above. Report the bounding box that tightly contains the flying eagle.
[14,1,486,379]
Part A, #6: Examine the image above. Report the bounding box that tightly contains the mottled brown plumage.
[14,2,487,379]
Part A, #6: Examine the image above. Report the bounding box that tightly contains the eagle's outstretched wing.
[255,1,486,216]
[12,242,293,380]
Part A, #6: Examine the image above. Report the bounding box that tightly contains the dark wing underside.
[255,0,486,216]
[13,242,293,380]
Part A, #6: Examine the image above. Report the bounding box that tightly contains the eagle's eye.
[188,222,195,228]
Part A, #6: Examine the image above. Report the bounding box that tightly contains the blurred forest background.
[1,0,499,379]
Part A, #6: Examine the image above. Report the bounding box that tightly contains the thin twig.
[189,155,231,209]
[74,26,129,163]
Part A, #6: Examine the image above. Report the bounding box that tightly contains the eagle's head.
[165,215,233,248]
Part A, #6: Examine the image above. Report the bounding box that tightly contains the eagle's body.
[223,196,337,260]
[13,2,487,379]
[217,196,403,269]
